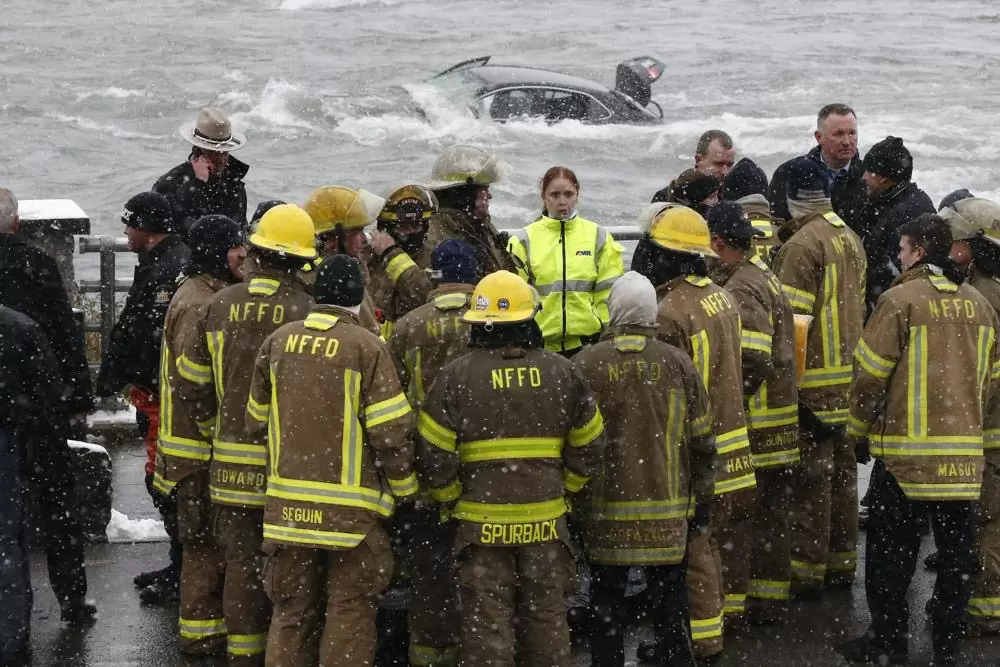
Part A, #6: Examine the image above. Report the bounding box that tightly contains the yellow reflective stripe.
[781,284,816,312]
[752,449,800,468]
[967,598,1000,618]
[152,471,176,494]
[929,274,958,292]
[685,276,711,287]
[741,329,772,355]
[267,365,282,477]
[418,411,457,452]
[210,486,265,507]
[341,370,362,487]
[748,579,790,601]
[714,473,757,495]
[179,617,227,639]
[388,472,420,498]
[592,498,694,521]
[404,348,426,405]
[365,392,412,429]
[690,614,723,640]
[747,404,797,430]
[820,264,842,367]
[430,479,462,503]
[563,468,590,493]
[303,312,339,331]
[791,559,826,581]
[451,497,568,524]
[386,252,417,284]
[433,293,469,310]
[813,408,848,425]
[846,414,870,438]
[587,546,686,565]
[266,477,395,516]
[854,338,895,379]
[247,395,270,423]
[799,365,852,388]
[247,277,280,295]
[907,325,929,438]
[724,594,747,615]
[896,482,981,500]
[197,419,214,438]
[614,335,647,352]
[176,355,212,385]
[872,434,982,456]
[568,409,604,447]
[689,411,713,438]
[459,437,563,463]
[410,644,460,666]
[822,211,846,227]
[978,325,995,388]
[985,429,1000,450]
[665,389,686,497]
[263,524,368,549]
[212,441,266,465]
[690,330,711,389]
[206,331,225,408]
[716,426,751,455]
[159,434,212,461]
[992,358,1000,382]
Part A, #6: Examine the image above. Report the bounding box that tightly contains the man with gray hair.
[0,188,96,628]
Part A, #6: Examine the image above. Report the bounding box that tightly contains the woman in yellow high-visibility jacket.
[507,166,624,356]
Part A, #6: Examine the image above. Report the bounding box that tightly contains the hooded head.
[864,136,913,182]
[313,255,365,316]
[186,215,247,282]
[251,200,286,226]
[939,188,974,212]
[722,158,769,202]
[430,239,478,285]
[667,169,721,216]
[608,272,658,328]
[785,157,832,222]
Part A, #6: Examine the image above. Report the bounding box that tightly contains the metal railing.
[75,227,645,365]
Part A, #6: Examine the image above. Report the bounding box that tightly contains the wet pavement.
[26,440,1000,666]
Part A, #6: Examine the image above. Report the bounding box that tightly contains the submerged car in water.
[427,56,666,125]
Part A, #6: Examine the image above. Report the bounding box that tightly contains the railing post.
[99,236,117,362]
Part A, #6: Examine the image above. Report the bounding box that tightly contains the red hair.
[540,166,580,194]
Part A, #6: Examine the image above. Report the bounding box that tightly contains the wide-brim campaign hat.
[179,107,246,152]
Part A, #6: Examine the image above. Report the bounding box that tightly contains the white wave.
[215,90,254,110]
[75,87,152,102]
[280,0,415,9]
[46,113,162,140]
[230,79,319,131]
[223,69,250,83]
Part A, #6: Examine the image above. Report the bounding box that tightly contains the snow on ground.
[106,509,168,543]
[88,406,136,427]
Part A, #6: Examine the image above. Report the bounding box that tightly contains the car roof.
[468,65,611,95]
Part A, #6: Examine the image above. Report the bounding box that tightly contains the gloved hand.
[689,501,711,537]
[854,437,872,464]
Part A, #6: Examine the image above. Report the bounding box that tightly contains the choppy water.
[4,0,1000,251]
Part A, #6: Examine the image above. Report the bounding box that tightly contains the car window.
[480,88,543,121]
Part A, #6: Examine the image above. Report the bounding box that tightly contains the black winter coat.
[97,235,190,395]
[857,180,935,316]
[0,235,93,414]
[0,305,69,438]
[769,145,867,233]
[153,156,249,239]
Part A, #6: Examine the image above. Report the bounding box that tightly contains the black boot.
[835,635,909,665]
[60,598,98,626]
[138,577,180,605]
[133,563,178,589]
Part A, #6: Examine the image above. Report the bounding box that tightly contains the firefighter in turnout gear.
[941,198,1000,634]
[771,157,866,596]
[632,204,752,660]
[303,185,385,335]
[507,166,624,356]
[707,202,800,624]
[175,203,316,666]
[387,240,478,666]
[837,214,1000,666]
[574,271,716,667]
[417,270,606,667]
[722,158,778,266]
[154,215,247,656]
[365,184,437,338]
[424,144,517,279]
[246,255,416,667]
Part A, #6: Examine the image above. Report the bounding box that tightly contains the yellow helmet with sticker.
[304,186,385,235]
[462,270,541,324]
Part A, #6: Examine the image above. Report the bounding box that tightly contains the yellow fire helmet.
[377,184,439,227]
[646,204,719,259]
[426,145,511,191]
[303,186,386,236]
[462,270,541,325]
[941,197,1000,248]
[248,204,318,260]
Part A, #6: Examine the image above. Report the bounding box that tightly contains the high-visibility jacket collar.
[304,304,360,331]
[427,283,475,301]
[600,323,658,341]
[534,213,579,231]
